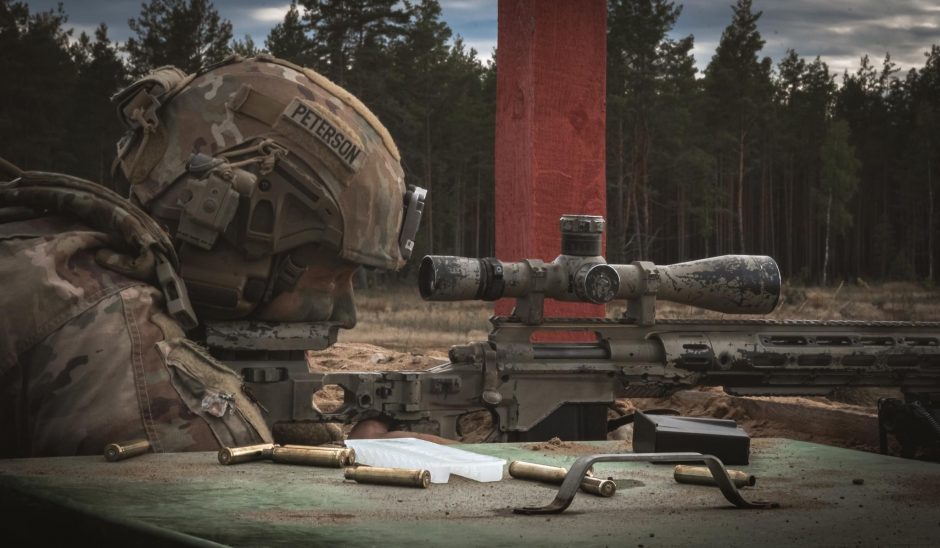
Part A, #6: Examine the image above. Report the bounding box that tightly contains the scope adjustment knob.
[560,215,606,257]
[575,263,620,304]
[560,215,605,234]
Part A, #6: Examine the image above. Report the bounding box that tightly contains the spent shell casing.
[282,445,356,466]
[104,439,150,462]
[673,465,756,488]
[509,460,614,497]
[509,461,568,483]
[580,476,617,497]
[218,443,275,465]
[271,446,347,467]
[344,466,431,488]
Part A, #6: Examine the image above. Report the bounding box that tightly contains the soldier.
[0,55,424,457]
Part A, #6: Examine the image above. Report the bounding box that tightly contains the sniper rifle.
[206,215,940,455]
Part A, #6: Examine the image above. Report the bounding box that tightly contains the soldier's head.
[112,56,424,328]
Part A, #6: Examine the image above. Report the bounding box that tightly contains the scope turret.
[418,215,780,324]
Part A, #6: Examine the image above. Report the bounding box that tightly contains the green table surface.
[1,438,938,547]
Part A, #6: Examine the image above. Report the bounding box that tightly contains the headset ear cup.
[177,242,275,320]
[272,253,309,297]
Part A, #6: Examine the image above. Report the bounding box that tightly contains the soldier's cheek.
[254,291,335,322]
[329,288,357,329]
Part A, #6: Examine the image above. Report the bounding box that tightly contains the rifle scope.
[418,216,781,315]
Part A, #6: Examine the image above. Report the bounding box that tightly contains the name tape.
[282,98,364,170]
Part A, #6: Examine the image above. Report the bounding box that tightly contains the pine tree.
[819,119,859,284]
[0,1,77,171]
[703,0,772,254]
[231,34,262,58]
[299,0,408,88]
[606,0,697,261]
[64,24,128,185]
[266,2,311,65]
[773,51,835,277]
[900,46,940,282]
[391,0,458,254]
[835,54,903,280]
[125,0,233,76]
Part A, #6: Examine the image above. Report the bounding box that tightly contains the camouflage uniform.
[0,55,417,457]
[0,173,272,457]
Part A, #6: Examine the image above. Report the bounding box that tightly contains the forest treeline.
[0,0,937,284]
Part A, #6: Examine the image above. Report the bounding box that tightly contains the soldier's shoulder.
[0,210,158,368]
[0,208,91,238]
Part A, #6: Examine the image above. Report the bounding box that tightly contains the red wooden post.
[494,0,607,318]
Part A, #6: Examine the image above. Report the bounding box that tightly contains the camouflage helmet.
[112,55,424,319]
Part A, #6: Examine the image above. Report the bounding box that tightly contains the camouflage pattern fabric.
[0,208,273,457]
[1,170,180,278]
[115,55,407,271]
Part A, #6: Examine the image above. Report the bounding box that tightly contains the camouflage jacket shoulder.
[0,211,139,366]
[0,194,271,455]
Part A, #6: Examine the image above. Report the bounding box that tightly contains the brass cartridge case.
[271,446,347,467]
[509,461,568,483]
[579,476,617,497]
[673,465,756,488]
[282,445,356,466]
[218,443,275,465]
[104,439,150,462]
[344,466,431,488]
[509,461,616,497]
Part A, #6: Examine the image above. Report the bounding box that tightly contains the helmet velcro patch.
[281,98,364,172]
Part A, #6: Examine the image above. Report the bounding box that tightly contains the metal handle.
[513,452,777,515]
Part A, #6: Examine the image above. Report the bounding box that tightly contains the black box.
[632,411,751,465]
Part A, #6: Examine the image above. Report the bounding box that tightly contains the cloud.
[66,24,101,41]
[674,0,939,75]
[440,0,497,38]
[22,0,940,77]
[456,38,497,63]
[443,0,495,11]
[251,5,292,23]
[691,40,719,64]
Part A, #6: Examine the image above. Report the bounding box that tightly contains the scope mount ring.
[512,452,778,515]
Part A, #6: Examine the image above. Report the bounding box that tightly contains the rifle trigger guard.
[513,452,778,515]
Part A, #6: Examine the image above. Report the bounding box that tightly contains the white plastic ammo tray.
[345,438,505,483]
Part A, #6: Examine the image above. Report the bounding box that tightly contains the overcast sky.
[23,0,940,76]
